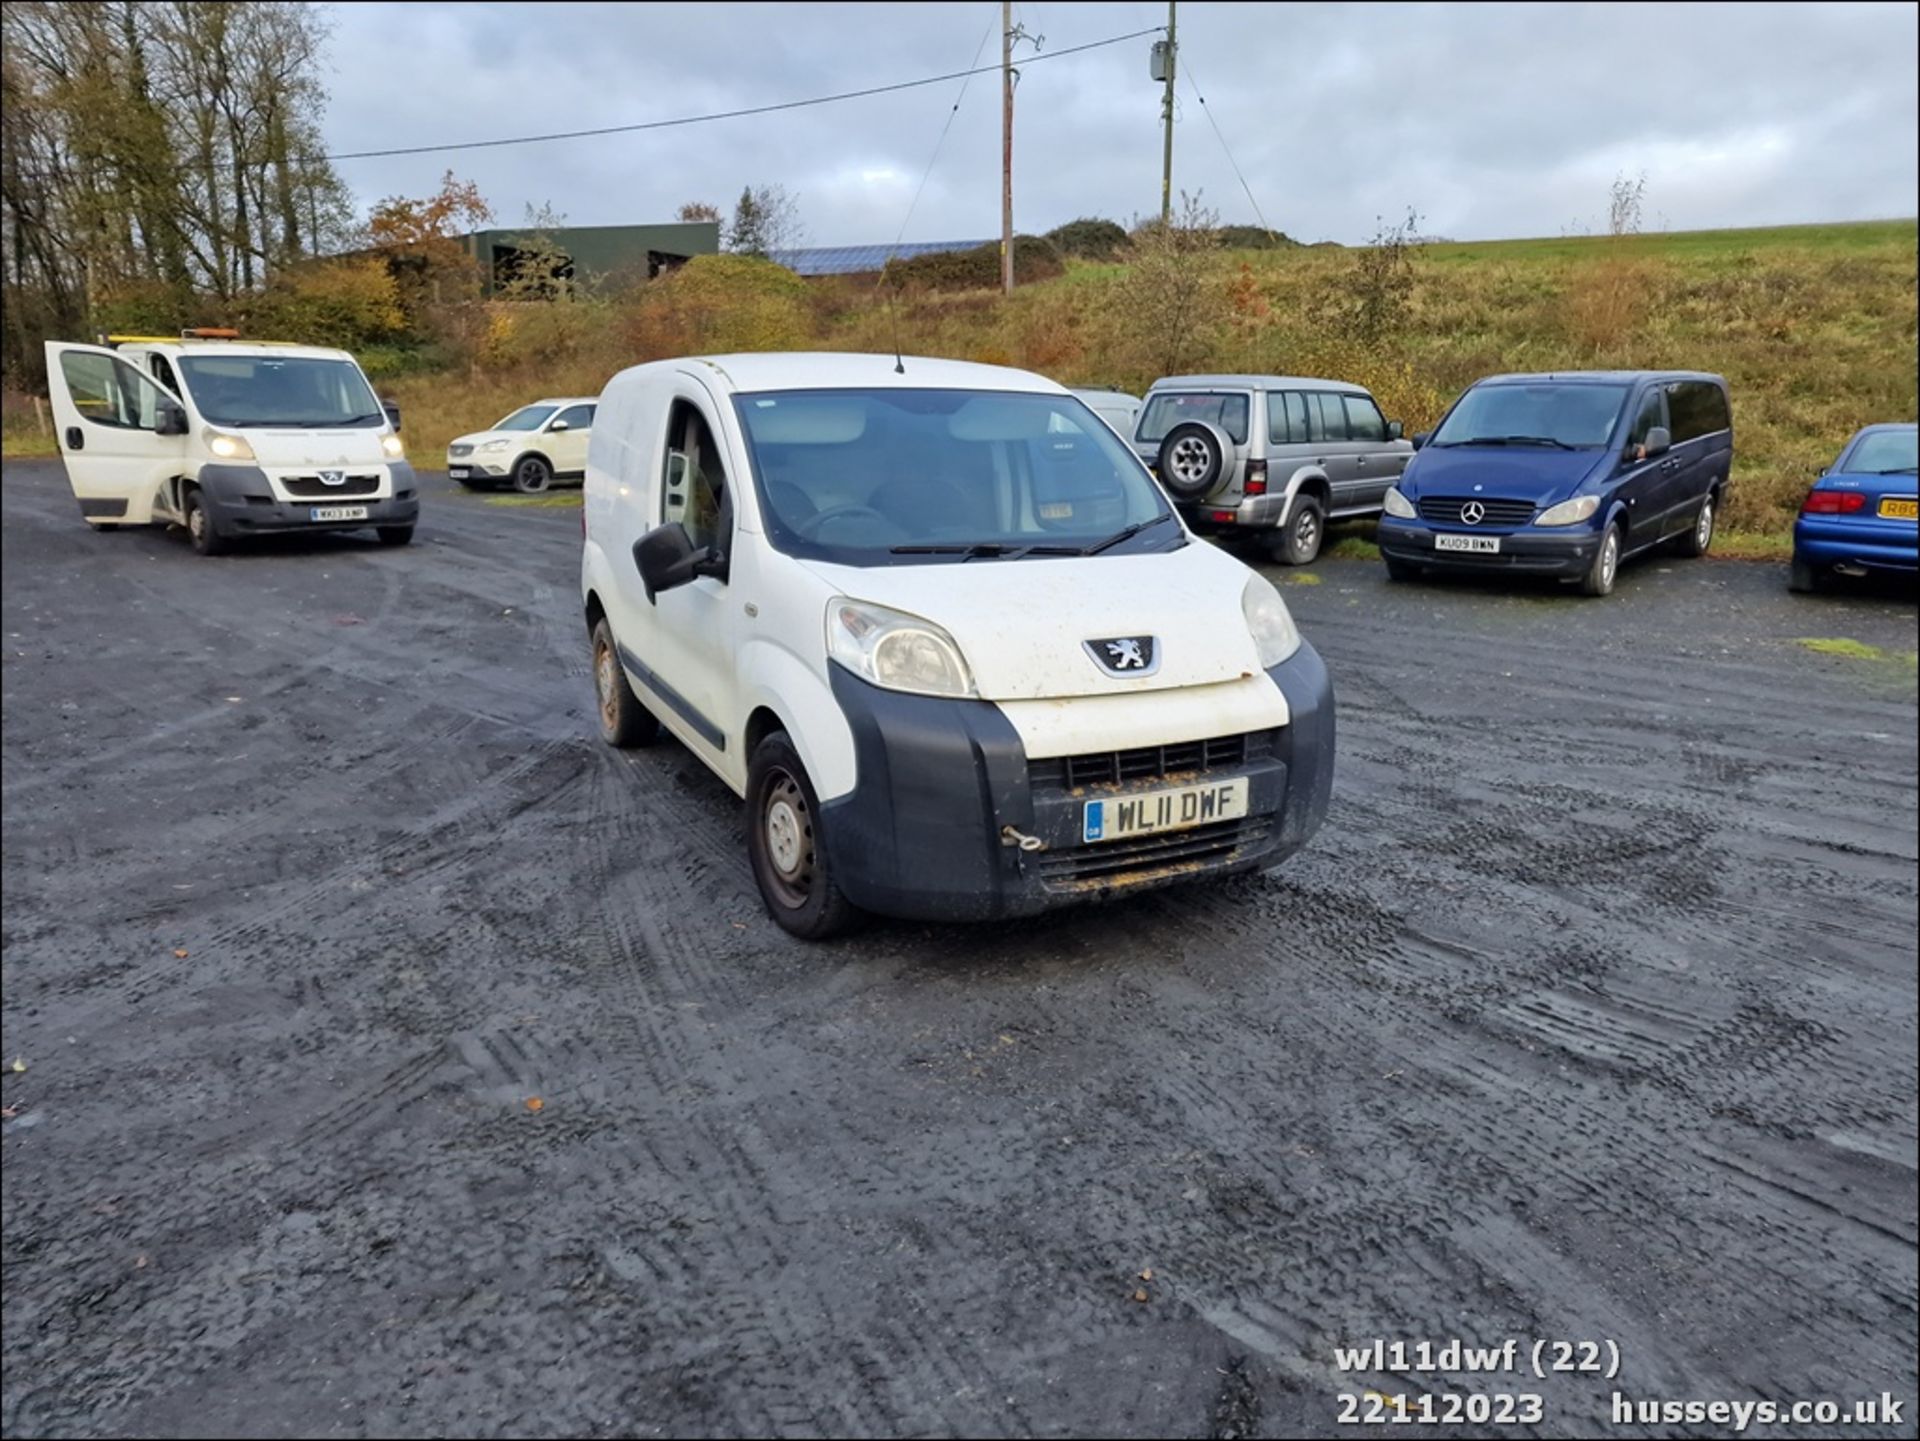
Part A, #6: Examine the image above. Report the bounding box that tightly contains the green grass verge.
[482,492,582,509]
[1322,536,1382,561]
[1,434,60,459]
[1713,529,1796,561]
[1797,637,1919,666]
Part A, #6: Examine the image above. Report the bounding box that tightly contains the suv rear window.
[1138,392,1250,446]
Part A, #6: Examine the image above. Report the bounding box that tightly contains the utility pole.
[1001,0,1014,295]
[1161,0,1177,225]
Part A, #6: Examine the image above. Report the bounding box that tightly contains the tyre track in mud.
[3,464,1915,1438]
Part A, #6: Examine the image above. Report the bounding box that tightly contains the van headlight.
[1242,575,1302,668]
[1383,484,1416,519]
[1536,494,1600,527]
[827,598,977,699]
[381,433,405,459]
[204,428,255,462]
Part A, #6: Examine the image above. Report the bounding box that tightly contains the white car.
[1070,386,1143,439]
[42,331,416,555]
[581,352,1335,938]
[447,397,596,494]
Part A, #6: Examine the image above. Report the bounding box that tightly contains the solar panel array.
[768,239,993,277]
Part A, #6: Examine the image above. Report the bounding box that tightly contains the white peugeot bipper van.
[43,332,418,555]
[582,353,1334,938]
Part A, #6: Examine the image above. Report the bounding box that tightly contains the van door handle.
[67,427,83,450]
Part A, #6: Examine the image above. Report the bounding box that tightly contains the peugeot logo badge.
[1084,636,1159,677]
[1460,500,1486,525]
[319,469,347,487]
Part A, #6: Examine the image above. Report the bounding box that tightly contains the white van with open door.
[43,332,418,555]
[581,352,1336,939]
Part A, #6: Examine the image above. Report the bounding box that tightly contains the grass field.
[7,218,1914,542]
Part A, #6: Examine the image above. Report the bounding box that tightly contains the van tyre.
[1271,495,1325,565]
[88,523,120,532]
[377,525,414,546]
[1788,558,1823,594]
[1384,556,1420,583]
[747,731,859,940]
[512,456,552,495]
[1155,421,1229,501]
[1579,523,1622,597]
[184,488,228,556]
[591,618,659,748]
[1674,491,1715,558]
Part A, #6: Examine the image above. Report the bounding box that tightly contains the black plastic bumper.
[1378,518,1598,577]
[818,642,1335,922]
[197,463,420,537]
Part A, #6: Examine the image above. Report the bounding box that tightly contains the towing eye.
[1000,825,1047,853]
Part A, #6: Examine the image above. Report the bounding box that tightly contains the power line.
[889,13,1001,252]
[322,26,1163,164]
[1181,56,1282,242]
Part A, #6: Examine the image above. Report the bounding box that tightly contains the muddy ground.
[2,459,1915,1439]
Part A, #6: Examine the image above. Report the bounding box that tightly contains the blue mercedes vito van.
[1377,371,1732,597]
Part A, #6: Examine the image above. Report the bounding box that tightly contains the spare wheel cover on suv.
[1156,420,1232,501]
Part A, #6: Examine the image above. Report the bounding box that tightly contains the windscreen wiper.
[1080,512,1176,555]
[1871,466,1919,474]
[1494,435,1578,449]
[888,541,1086,560]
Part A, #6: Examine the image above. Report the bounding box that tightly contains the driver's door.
[545,403,595,478]
[44,342,186,526]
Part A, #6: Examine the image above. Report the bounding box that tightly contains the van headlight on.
[381,433,405,459]
[1536,494,1600,527]
[827,598,977,699]
[1242,575,1302,668]
[1383,484,1416,519]
[204,428,255,462]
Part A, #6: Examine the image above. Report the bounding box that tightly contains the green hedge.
[884,236,1065,291]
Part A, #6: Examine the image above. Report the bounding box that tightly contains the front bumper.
[1378,517,1599,577]
[447,452,512,481]
[1793,516,1919,574]
[198,463,420,536]
[818,642,1335,922]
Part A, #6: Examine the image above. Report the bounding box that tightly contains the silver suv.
[1132,375,1413,563]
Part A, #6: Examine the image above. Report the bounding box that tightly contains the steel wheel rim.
[1169,437,1210,485]
[188,503,205,542]
[761,770,814,908]
[1697,500,1713,548]
[1296,510,1318,550]
[594,640,618,731]
[1601,532,1619,587]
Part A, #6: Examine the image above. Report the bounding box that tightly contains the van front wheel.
[747,732,859,940]
[591,619,658,748]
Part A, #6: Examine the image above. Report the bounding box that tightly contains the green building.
[462,220,721,295]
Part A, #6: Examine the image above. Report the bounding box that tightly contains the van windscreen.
[734,388,1180,566]
[176,355,384,428]
[1429,383,1629,449]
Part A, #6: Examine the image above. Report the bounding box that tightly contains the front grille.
[1037,817,1266,886]
[1029,731,1267,791]
[449,443,473,458]
[1418,495,1538,528]
[280,473,381,498]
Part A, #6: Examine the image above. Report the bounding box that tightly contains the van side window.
[1625,390,1666,448]
[149,355,181,397]
[1342,394,1388,442]
[1667,381,1728,442]
[1267,391,1309,445]
[1306,393,1349,443]
[60,351,167,430]
[664,401,730,555]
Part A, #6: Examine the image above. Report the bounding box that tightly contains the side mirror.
[633,523,726,603]
[1410,430,1430,451]
[549,419,570,432]
[155,400,189,437]
[1641,426,1671,459]
[381,397,402,432]
[1387,420,1404,441]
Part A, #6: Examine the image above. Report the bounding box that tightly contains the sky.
[318,1,1919,247]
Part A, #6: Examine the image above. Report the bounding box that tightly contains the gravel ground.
[3,460,1915,1439]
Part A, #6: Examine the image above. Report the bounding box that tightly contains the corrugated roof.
[768,239,993,277]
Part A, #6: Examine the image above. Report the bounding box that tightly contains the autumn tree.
[676,201,722,226]
[367,171,492,321]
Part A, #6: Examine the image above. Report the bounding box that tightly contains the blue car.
[1790,423,1918,593]
[1378,371,1732,597]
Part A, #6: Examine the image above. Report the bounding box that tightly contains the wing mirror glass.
[1641,426,1672,459]
[633,523,725,603]
[1410,430,1430,451]
[1387,420,1404,441]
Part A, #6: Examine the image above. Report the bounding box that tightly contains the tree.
[1343,208,1423,346]
[1121,192,1221,377]
[726,184,802,258]
[495,202,572,302]
[676,201,722,225]
[366,171,491,320]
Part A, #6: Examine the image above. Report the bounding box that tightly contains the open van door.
[44,342,189,528]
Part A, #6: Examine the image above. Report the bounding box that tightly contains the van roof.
[1146,374,1371,394]
[1474,370,1727,387]
[654,352,1068,396]
[123,339,357,362]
